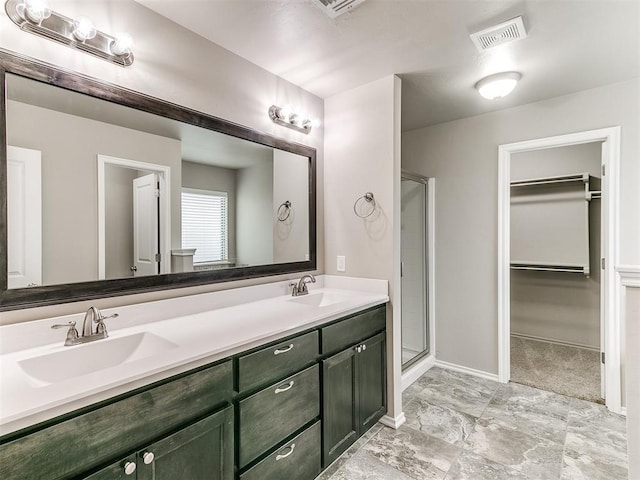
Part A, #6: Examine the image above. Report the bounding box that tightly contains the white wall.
[402,79,640,374]
[236,160,274,266]
[7,100,182,286]
[324,75,403,423]
[626,284,640,478]
[273,150,310,263]
[510,143,602,349]
[0,0,323,324]
[105,165,138,280]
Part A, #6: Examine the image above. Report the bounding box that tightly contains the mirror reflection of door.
[132,173,160,277]
[7,145,42,288]
[401,174,429,369]
[103,161,164,280]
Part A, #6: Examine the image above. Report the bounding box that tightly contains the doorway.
[400,172,431,370]
[498,127,622,414]
[509,143,602,403]
[97,155,171,280]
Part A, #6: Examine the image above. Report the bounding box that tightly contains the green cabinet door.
[322,345,358,466]
[83,406,234,480]
[357,332,386,432]
[322,331,387,468]
[137,405,234,480]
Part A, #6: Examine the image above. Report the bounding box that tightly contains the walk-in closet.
[509,142,603,403]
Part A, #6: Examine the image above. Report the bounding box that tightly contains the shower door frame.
[400,171,435,371]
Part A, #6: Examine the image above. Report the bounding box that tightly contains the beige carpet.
[510,335,603,404]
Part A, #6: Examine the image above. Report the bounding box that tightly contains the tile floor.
[318,367,628,480]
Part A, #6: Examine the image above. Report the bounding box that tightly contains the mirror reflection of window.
[181,189,229,267]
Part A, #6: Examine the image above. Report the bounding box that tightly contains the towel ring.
[277,201,292,221]
[354,192,376,218]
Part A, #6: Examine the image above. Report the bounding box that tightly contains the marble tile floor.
[318,367,628,480]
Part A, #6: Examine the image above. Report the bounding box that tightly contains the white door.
[7,146,42,288]
[133,173,159,277]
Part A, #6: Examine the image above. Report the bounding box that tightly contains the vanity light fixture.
[4,0,134,66]
[475,71,522,100]
[269,105,313,134]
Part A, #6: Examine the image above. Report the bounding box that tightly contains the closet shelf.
[510,173,589,188]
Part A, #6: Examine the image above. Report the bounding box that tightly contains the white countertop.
[0,275,388,436]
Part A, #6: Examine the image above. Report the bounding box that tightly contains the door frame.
[399,172,436,387]
[497,127,622,413]
[97,155,171,279]
[7,145,42,288]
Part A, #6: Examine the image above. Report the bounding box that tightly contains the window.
[181,188,228,264]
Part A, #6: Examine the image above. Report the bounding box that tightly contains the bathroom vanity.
[0,277,388,479]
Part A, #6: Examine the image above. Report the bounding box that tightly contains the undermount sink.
[288,292,351,308]
[18,332,178,385]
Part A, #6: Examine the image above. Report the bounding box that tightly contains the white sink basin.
[288,292,351,308]
[18,332,178,385]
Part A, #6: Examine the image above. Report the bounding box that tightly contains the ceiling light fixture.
[269,105,313,134]
[475,72,522,100]
[5,0,134,66]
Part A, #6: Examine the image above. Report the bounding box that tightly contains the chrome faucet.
[52,306,118,346]
[289,274,316,296]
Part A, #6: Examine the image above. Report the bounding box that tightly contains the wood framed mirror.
[0,51,317,310]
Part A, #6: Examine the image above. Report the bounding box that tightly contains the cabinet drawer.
[239,364,319,468]
[0,360,233,480]
[321,305,386,355]
[238,330,319,393]
[240,421,321,480]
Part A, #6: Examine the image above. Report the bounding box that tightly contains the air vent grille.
[470,16,527,51]
[311,0,367,18]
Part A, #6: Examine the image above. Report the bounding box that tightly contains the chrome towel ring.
[354,192,376,218]
[277,201,292,221]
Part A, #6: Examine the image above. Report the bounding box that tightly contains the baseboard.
[511,332,599,352]
[434,359,500,383]
[402,355,435,390]
[379,412,406,429]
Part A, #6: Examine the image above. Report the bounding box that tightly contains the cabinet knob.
[123,461,136,475]
[362,344,367,351]
[355,345,362,353]
[142,451,155,465]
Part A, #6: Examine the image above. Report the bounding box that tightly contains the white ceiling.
[136,0,640,131]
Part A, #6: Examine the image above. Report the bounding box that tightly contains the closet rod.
[510,263,588,274]
[510,173,589,188]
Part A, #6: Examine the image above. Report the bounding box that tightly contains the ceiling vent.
[311,0,367,18]
[470,16,527,52]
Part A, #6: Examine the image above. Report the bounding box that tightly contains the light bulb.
[475,72,522,100]
[110,33,134,56]
[72,17,97,42]
[18,0,51,23]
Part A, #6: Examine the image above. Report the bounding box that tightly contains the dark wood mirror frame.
[0,51,317,311]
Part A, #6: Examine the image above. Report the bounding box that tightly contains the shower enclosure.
[401,172,430,369]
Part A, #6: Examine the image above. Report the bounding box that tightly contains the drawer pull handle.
[123,461,136,475]
[274,380,295,394]
[274,344,294,355]
[276,443,296,461]
[142,451,155,464]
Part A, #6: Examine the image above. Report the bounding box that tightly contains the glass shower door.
[401,174,429,369]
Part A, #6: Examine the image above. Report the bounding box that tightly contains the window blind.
[181,189,228,264]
